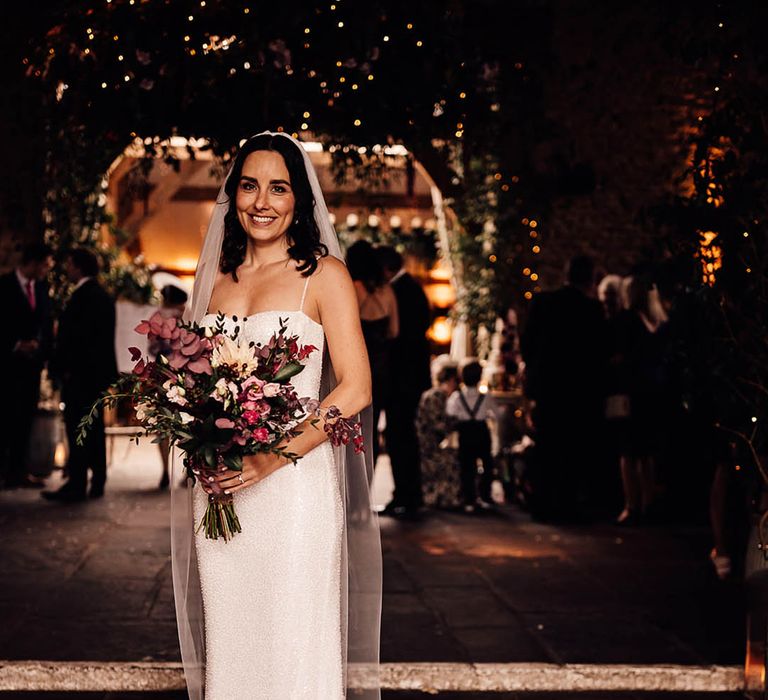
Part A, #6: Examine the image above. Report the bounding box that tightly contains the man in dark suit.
[521,254,608,520]
[43,248,117,502]
[378,246,432,517]
[0,242,54,489]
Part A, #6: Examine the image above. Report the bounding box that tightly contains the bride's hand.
[213,452,286,494]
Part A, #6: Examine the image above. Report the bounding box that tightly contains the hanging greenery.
[652,5,768,482]
[23,0,551,336]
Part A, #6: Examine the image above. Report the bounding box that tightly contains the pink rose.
[241,376,265,391]
[262,382,281,397]
[252,428,270,442]
[241,400,258,412]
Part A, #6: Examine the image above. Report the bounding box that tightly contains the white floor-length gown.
[194,283,345,698]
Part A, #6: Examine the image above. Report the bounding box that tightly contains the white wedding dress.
[195,296,344,699]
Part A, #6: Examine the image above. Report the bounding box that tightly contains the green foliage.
[25,0,551,338]
[652,5,768,480]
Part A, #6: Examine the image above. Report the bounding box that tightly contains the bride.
[171,132,382,699]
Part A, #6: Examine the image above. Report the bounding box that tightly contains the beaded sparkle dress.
[195,287,344,699]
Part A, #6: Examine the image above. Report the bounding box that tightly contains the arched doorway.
[105,136,463,355]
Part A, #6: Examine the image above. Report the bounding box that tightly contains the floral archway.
[26,0,552,354]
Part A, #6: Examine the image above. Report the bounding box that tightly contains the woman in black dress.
[346,240,399,462]
[613,276,669,524]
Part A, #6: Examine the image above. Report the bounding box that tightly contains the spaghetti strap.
[298,275,311,312]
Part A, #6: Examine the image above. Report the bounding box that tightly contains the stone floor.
[0,693,750,700]
[0,438,746,696]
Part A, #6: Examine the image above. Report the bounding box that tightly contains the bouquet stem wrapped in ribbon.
[78,312,363,541]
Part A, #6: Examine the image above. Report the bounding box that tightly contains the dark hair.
[20,242,52,264]
[566,254,595,288]
[460,360,483,387]
[377,245,403,273]
[66,248,100,277]
[220,134,327,279]
[347,240,384,293]
[161,284,188,306]
[437,365,459,384]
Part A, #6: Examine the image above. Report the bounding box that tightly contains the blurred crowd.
[1,241,747,580]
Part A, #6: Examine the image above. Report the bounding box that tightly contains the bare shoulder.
[313,255,353,291]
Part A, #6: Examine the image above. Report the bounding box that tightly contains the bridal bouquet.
[78,311,363,541]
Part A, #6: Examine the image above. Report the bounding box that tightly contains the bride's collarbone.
[210,273,311,319]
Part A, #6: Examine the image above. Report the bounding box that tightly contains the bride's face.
[235,150,296,247]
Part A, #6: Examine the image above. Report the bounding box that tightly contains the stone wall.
[529,3,711,289]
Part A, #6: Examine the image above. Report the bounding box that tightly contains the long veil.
[171,131,382,699]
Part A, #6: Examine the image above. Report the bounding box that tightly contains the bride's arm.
[313,256,373,415]
[216,257,372,493]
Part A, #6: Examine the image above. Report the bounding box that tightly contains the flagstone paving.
[0,438,744,695]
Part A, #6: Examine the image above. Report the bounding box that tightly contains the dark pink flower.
[215,418,236,429]
[243,409,261,425]
[252,428,270,442]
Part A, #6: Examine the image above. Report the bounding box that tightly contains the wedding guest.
[417,356,461,509]
[346,241,398,463]
[598,274,623,320]
[446,359,496,513]
[520,254,608,520]
[378,245,431,517]
[150,284,188,490]
[0,242,53,489]
[43,248,117,502]
[613,275,669,525]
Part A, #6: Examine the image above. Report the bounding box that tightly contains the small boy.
[446,359,496,513]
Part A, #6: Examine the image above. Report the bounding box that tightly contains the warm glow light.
[698,230,723,285]
[523,268,531,276]
[427,316,452,344]
[54,441,68,468]
[524,292,533,300]
[424,282,456,308]
[430,263,452,281]
[173,258,200,273]
[532,246,541,254]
